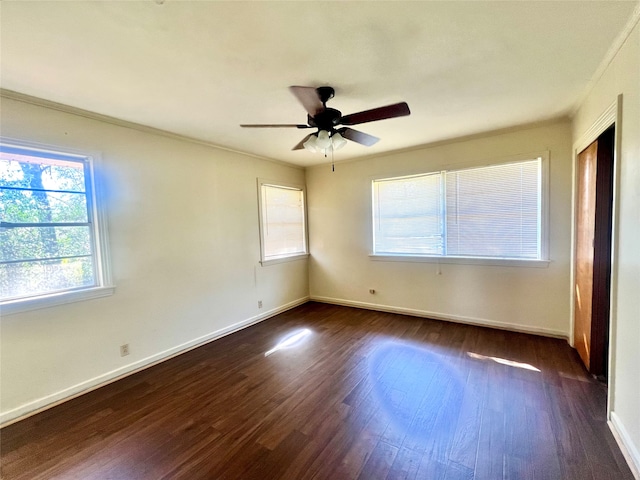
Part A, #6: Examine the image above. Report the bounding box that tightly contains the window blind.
[261,184,306,259]
[445,160,540,258]
[372,158,542,260]
[373,173,443,255]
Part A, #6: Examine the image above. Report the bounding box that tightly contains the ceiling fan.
[240,86,411,153]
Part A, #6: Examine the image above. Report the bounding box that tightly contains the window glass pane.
[0,155,86,192]
[1,226,92,262]
[445,160,540,258]
[1,143,100,303]
[0,189,88,224]
[0,257,95,301]
[373,173,443,254]
[262,185,306,259]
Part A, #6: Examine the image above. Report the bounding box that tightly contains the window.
[0,140,112,313]
[372,155,547,263]
[258,181,307,264]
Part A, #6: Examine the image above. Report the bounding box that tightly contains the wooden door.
[574,127,614,377]
[575,141,597,369]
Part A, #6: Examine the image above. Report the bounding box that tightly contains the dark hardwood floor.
[1,302,634,479]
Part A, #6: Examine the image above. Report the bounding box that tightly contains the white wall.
[307,121,573,337]
[0,97,308,424]
[572,16,640,472]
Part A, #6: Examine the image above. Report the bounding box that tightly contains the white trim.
[369,149,550,185]
[0,89,303,170]
[609,412,640,479]
[307,119,570,171]
[310,295,568,339]
[608,97,623,418]
[568,95,621,419]
[0,286,115,316]
[0,296,309,427]
[257,178,309,264]
[0,138,113,313]
[570,4,640,117]
[260,253,309,266]
[89,153,113,290]
[573,100,619,155]
[369,254,550,268]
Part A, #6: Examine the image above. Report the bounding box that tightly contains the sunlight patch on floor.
[467,352,541,372]
[265,328,313,356]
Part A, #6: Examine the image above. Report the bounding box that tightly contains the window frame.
[257,179,309,266]
[0,138,114,315]
[369,151,550,267]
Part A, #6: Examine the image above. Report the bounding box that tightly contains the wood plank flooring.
[1,302,634,479]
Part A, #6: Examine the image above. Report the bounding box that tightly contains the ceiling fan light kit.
[330,132,347,150]
[240,86,411,154]
[302,130,347,155]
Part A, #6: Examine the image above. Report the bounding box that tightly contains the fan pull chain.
[331,148,335,172]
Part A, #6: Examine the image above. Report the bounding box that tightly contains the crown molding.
[570,2,640,118]
[0,89,302,170]
[306,116,570,170]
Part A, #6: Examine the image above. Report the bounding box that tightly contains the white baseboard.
[0,296,309,427]
[310,295,568,339]
[609,412,640,479]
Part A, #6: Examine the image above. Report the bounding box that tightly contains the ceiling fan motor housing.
[316,86,335,104]
[313,108,342,132]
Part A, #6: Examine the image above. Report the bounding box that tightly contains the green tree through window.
[1,144,100,302]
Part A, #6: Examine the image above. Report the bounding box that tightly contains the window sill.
[369,254,550,268]
[1,286,116,316]
[260,253,309,266]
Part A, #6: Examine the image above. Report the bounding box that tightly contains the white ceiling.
[1,1,637,167]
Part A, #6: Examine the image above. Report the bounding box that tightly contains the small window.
[258,181,307,264]
[1,140,112,312]
[372,156,547,262]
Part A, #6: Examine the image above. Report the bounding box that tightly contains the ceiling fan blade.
[292,134,312,150]
[240,124,311,128]
[340,102,410,126]
[289,86,324,117]
[338,127,380,147]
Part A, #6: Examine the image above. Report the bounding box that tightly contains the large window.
[258,181,307,264]
[0,141,112,312]
[372,156,547,262]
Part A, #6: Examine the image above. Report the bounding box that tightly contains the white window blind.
[372,157,543,260]
[260,184,306,261]
[445,160,540,258]
[373,173,443,255]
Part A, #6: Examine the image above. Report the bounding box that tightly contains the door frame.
[569,94,622,417]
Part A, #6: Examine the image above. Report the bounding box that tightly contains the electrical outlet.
[258,300,263,309]
[120,344,130,357]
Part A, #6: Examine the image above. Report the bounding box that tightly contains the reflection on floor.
[1,302,634,479]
